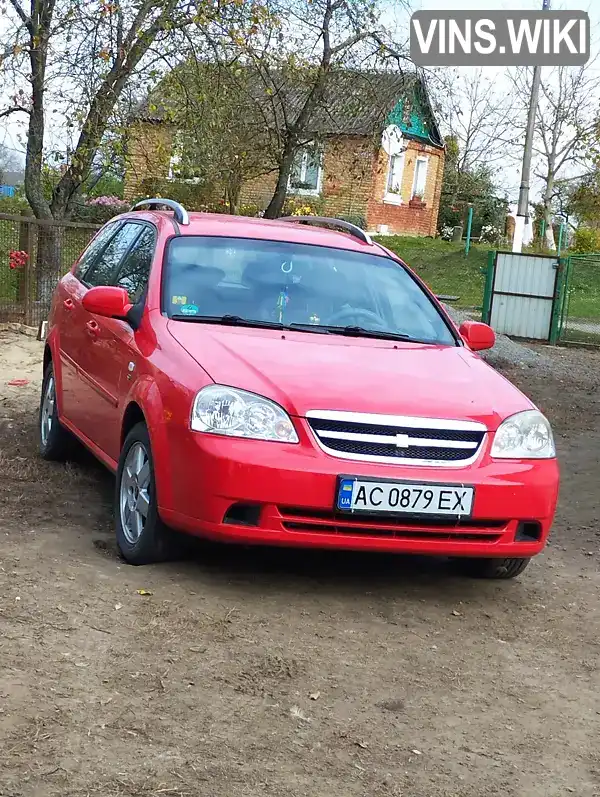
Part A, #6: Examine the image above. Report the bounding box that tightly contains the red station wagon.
[40,199,559,578]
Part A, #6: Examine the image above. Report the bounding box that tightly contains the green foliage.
[572,227,600,254]
[155,61,278,211]
[565,171,600,228]
[70,202,126,225]
[86,174,125,199]
[282,195,325,217]
[338,214,367,230]
[0,194,29,215]
[136,177,225,213]
[438,135,508,237]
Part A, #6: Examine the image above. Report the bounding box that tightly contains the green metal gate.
[558,253,600,345]
[481,250,569,344]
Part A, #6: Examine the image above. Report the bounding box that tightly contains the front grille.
[278,507,505,542]
[306,411,486,465]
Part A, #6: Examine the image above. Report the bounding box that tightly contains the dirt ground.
[1,329,599,797]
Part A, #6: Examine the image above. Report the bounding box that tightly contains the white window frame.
[288,143,323,196]
[168,133,203,183]
[168,132,182,180]
[384,151,405,205]
[411,155,429,200]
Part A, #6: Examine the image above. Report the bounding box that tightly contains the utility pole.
[513,0,551,253]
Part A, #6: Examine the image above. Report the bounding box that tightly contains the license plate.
[336,478,474,517]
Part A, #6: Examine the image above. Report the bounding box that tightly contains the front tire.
[459,557,531,580]
[115,422,173,565]
[39,363,73,460]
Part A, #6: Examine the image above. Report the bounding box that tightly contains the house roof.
[136,67,444,148]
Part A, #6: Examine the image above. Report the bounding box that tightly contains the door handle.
[63,298,74,310]
[86,320,100,338]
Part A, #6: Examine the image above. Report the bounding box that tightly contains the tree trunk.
[263,143,297,219]
[543,172,556,250]
[35,223,62,305]
[226,163,243,215]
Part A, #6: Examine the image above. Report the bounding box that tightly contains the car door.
[76,223,156,462]
[56,221,123,426]
[66,222,145,454]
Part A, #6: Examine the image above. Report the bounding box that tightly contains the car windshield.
[163,236,456,345]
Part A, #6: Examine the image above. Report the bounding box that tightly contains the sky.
[1,0,599,201]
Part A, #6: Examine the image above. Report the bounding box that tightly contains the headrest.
[175,264,225,288]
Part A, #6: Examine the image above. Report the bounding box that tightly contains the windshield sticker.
[281,261,293,274]
[172,295,187,305]
[180,304,199,316]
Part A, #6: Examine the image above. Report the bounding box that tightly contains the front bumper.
[158,421,559,558]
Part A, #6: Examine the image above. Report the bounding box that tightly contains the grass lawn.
[564,256,600,320]
[379,235,489,308]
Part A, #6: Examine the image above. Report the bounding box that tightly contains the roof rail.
[279,216,372,245]
[131,198,189,226]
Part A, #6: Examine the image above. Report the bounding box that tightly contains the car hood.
[167,322,533,430]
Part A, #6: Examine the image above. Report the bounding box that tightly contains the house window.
[289,144,322,195]
[384,152,405,205]
[411,156,428,200]
[168,132,182,179]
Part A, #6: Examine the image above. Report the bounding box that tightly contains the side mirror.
[459,320,495,352]
[83,286,132,321]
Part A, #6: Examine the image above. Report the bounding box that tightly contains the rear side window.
[84,223,142,288]
[114,226,155,302]
[74,222,120,280]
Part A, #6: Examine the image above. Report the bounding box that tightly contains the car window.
[84,223,142,288]
[163,236,455,346]
[114,226,155,303]
[74,222,120,281]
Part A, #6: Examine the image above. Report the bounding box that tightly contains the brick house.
[124,71,445,237]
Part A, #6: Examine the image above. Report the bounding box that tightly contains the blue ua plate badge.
[337,478,355,510]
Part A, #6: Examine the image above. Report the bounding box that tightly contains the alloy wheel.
[119,442,151,544]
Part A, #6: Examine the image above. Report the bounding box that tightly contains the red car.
[40,199,559,577]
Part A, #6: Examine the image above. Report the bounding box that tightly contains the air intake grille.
[306,412,486,465]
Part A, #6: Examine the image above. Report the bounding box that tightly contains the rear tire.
[459,557,531,580]
[39,362,73,461]
[115,422,174,565]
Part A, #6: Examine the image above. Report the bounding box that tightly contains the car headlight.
[191,385,299,443]
[491,410,555,459]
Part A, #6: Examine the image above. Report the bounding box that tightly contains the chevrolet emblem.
[395,434,410,448]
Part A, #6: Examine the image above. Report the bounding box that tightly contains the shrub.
[238,203,262,217]
[136,177,221,211]
[571,227,600,254]
[282,195,324,217]
[479,224,503,245]
[0,194,29,215]
[72,196,129,224]
[338,214,367,230]
[86,175,124,199]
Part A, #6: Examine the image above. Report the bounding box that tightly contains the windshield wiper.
[170,315,419,341]
[171,314,330,334]
[290,323,415,342]
[171,314,285,330]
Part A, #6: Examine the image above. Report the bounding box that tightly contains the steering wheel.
[327,306,389,330]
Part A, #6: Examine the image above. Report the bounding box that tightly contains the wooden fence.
[0,212,100,326]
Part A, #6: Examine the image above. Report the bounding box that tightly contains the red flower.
[8,250,29,270]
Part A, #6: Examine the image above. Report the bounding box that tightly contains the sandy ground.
[1,329,600,797]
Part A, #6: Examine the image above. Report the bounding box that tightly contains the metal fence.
[0,212,99,326]
[558,253,600,345]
